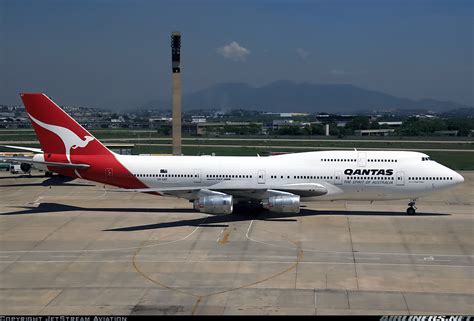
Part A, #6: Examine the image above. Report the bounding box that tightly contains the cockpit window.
[422,157,431,161]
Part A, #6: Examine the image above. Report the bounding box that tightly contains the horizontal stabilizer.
[1,145,43,153]
[4,157,90,169]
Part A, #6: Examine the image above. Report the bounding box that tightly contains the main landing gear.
[406,200,417,215]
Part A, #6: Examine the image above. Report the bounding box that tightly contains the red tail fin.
[20,93,146,189]
[20,93,112,160]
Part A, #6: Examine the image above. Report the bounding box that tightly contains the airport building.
[354,129,396,136]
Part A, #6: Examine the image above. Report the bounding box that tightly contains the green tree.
[397,117,448,136]
[346,116,370,130]
[278,125,303,135]
[446,119,474,136]
[310,124,325,135]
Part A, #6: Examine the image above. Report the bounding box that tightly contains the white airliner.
[5,93,465,215]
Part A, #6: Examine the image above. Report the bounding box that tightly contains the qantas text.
[344,169,394,176]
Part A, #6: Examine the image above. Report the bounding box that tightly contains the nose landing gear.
[407,200,417,215]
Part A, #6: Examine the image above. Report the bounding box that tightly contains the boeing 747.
[5,93,464,215]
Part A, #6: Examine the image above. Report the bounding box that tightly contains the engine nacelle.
[193,195,233,215]
[262,195,300,213]
[20,163,32,173]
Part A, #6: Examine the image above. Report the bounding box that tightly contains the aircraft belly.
[310,184,414,201]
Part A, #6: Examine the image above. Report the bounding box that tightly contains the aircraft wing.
[3,157,90,169]
[106,181,328,200]
[1,145,43,153]
[209,181,328,198]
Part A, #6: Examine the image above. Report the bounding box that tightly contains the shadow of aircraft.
[0,175,94,187]
[104,208,450,231]
[1,202,450,232]
[0,174,46,180]
[2,203,196,215]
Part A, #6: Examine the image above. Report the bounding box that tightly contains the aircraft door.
[257,170,266,184]
[396,171,405,186]
[193,169,201,183]
[357,152,367,167]
[334,171,342,185]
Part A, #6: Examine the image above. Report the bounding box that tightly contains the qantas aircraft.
[5,93,464,215]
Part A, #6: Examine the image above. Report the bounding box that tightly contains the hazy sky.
[1,0,472,109]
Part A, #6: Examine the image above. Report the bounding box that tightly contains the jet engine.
[193,195,233,215]
[262,195,300,213]
[20,163,32,173]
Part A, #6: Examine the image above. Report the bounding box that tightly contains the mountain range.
[142,80,471,113]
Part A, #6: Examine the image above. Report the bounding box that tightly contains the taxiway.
[0,171,472,315]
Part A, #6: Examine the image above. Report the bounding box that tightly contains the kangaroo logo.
[28,113,94,163]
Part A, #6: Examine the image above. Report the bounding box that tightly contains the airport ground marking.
[131,217,304,311]
[216,227,230,244]
[246,219,471,261]
[356,257,381,260]
[51,255,80,258]
[1,259,472,268]
[216,229,225,242]
[1,242,472,258]
[245,220,254,239]
[419,258,451,262]
[0,215,210,253]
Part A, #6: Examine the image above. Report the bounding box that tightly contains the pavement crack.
[402,292,411,315]
[346,216,359,291]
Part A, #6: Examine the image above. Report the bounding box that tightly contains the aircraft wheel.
[406,207,416,215]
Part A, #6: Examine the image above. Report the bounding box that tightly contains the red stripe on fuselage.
[47,153,148,189]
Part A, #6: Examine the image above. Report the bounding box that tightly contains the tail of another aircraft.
[20,93,147,189]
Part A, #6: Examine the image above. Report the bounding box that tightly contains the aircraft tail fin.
[19,93,148,189]
[20,93,112,158]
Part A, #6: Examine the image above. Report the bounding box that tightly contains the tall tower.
[171,31,182,155]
